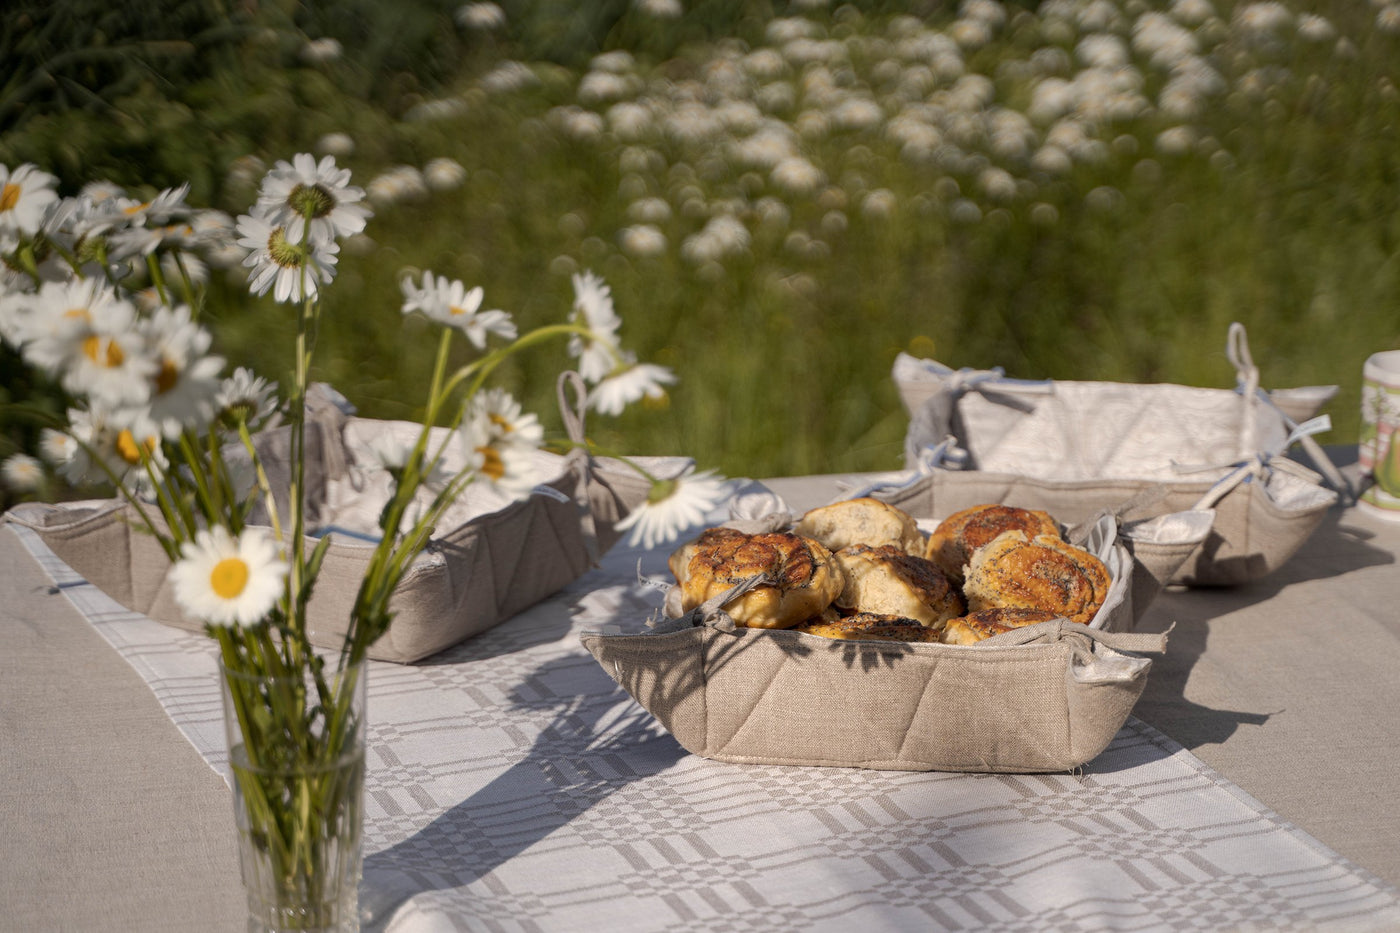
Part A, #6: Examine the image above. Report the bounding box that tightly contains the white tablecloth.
[12,513,1400,933]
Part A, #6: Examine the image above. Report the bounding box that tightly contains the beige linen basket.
[6,376,682,663]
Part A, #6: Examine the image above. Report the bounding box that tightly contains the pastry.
[961,530,1111,626]
[793,497,925,556]
[678,530,844,629]
[925,503,1061,583]
[941,608,1063,645]
[796,611,943,643]
[832,543,963,632]
[668,526,747,585]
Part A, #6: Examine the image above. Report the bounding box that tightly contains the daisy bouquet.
[0,155,725,927]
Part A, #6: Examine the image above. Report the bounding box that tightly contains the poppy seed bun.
[668,526,748,586]
[796,612,944,643]
[793,497,925,556]
[961,530,1110,626]
[925,504,1061,583]
[832,544,963,632]
[679,530,845,629]
[941,608,1063,645]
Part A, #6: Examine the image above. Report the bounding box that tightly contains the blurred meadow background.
[3,0,1400,497]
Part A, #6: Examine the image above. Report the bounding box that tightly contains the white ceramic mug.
[1359,349,1400,520]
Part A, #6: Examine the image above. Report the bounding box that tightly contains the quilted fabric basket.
[888,323,1345,586]
[6,377,680,663]
[583,506,1178,773]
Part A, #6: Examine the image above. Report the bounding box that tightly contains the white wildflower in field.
[860,188,898,220]
[947,74,996,112]
[480,61,539,93]
[38,428,74,468]
[627,197,672,223]
[664,103,725,145]
[636,0,683,18]
[133,304,224,438]
[681,214,750,265]
[456,2,506,29]
[608,101,654,139]
[961,0,1006,28]
[783,37,846,66]
[2,453,44,493]
[405,98,469,123]
[791,0,830,10]
[794,109,831,138]
[1155,125,1197,156]
[315,132,355,157]
[1077,34,1131,69]
[424,158,467,191]
[1133,12,1199,69]
[949,198,983,224]
[830,97,884,132]
[570,271,624,383]
[1077,0,1126,33]
[471,387,545,449]
[1377,5,1400,35]
[771,156,825,195]
[170,526,289,628]
[767,17,822,44]
[730,124,799,168]
[1169,0,1216,26]
[743,49,787,80]
[1296,14,1336,42]
[1234,2,1293,41]
[399,272,517,348]
[756,80,797,113]
[24,279,155,407]
[0,163,59,248]
[949,17,993,50]
[458,416,546,500]
[619,224,668,258]
[1032,144,1074,175]
[1029,77,1075,124]
[979,166,1019,202]
[1159,61,1224,119]
[716,99,763,134]
[1029,202,1060,226]
[579,71,638,105]
[615,464,728,550]
[299,38,342,63]
[755,196,791,228]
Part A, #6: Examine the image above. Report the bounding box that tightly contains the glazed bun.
[941,607,1063,645]
[679,530,845,629]
[796,612,943,643]
[961,530,1111,626]
[925,504,1061,583]
[793,497,925,556]
[832,544,964,633]
[669,526,747,585]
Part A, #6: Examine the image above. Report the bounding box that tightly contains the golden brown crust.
[793,497,925,556]
[795,612,943,643]
[961,530,1110,626]
[941,607,1063,645]
[679,531,845,629]
[668,526,747,585]
[925,504,1062,583]
[832,543,963,633]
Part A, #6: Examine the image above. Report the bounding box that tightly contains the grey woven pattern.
[14,523,1400,933]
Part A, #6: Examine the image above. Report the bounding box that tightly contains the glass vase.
[220,658,367,933]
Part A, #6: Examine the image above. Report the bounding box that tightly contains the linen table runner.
[13,522,1400,933]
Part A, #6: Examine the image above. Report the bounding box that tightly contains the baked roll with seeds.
[793,497,925,556]
[961,530,1110,626]
[941,608,1063,646]
[832,543,963,633]
[678,530,845,629]
[925,503,1061,584]
[795,612,943,643]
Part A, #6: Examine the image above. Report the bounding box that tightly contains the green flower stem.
[145,253,171,308]
[237,420,285,545]
[442,322,596,400]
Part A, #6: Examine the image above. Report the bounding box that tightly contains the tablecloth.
[10,502,1400,933]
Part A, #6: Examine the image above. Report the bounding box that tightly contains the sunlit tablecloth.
[12,517,1400,933]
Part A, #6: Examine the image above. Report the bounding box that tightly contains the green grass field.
[4,0,1399,484]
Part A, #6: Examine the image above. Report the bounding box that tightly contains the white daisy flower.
[57,407,164,488]
[614,464,730,549]
[235,209,339,304]
[399,271,517,347]
[457,2,507,29]
[423,158,468,191]
[133,305,225,437]
[589,356,676,416]
[22,279,156,407]
[169,525,288,628]
[458,417,547,500]
[468,387,544,448]
[216,367,280,429]
[255,153,371,244]
[569,271,623,383]
[39,427,76,467]
[1,453,45,493]
[0,163,61,246]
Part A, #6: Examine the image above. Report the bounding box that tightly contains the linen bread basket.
[886,323,1345,586]
[6,377,680,663]
[582,496,1184,774]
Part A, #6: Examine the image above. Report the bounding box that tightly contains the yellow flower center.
[0,183,19,212]
[477,446,505,481]
[209,557,250,600]
[82,335,124,368]
[64,307,91,322]
[266,226,305,269]
[449,305,469,316]
[154,358,180,395]
[114,429,156,465]
[489,413,512,432]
